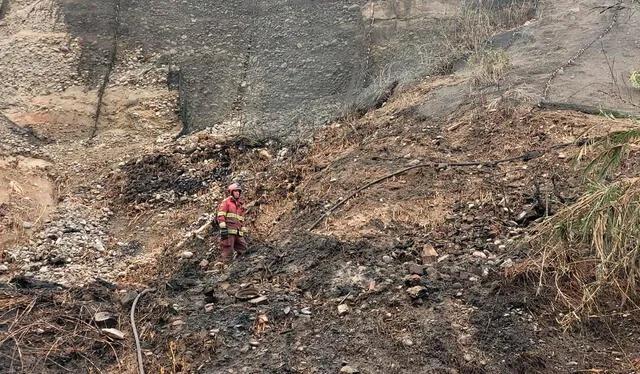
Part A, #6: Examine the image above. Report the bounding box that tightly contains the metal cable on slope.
[541,1,623,102]
[131,288,155,374]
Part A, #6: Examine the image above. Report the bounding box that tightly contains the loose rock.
[340,365,359,373]
[101,328,125,340]
[406,286,427,299]
[338,304,350,316]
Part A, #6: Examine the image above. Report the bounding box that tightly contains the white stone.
[101,328,125,340]
[340,366,359,374]
[338,304,350,316]
[472,251,487,259]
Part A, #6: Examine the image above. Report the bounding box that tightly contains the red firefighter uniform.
[217,183,247,263]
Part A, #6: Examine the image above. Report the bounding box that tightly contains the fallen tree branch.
[307,148,567,231]
[174,217,216,250]
[538,101,640,119]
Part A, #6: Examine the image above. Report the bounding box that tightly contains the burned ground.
[5,95,640,373]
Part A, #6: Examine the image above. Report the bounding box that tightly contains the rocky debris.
[120,291,139,308]
[421,243,439,263]
[93,311,116,323]
[404,274,422,286]
[248,295,268,304]
[407,263,424,275]
[110,48,173,92]
[3,200,154,286]
[0,118,45,158]
[0,33,81,105]
[300,307,312,315]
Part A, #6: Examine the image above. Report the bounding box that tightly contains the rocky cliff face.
[54,0,534,138]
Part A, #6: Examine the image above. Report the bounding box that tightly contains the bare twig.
[601,42,622,101]
[174,217,216,250]
[131,288,155,374]
[9,336,24,372]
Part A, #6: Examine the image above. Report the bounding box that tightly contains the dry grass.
[0,289,127,373]
[436,0,538,58]
[529,178,640,327]
[526,121,640,327]
[467,49,511,87]
[579,126,640,180]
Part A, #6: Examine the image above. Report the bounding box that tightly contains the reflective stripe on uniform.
[218,212,244,221]
[226,212,244,221]
[227,229,244,236]
[219,222,227,228]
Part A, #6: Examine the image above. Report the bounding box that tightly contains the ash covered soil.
[2,0,640,373]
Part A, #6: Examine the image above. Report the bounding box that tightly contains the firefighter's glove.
[220,228,229,239]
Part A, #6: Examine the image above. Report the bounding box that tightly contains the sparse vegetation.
[467,49,512,86]
[436,0,538,60]
[630,71,640,89]
[582,126,640,180]
[531,178,640,327]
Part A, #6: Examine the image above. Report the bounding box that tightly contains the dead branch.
[174,217,215,250]
[308,148,561,231]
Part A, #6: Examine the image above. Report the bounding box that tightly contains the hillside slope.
[1,0,640,373]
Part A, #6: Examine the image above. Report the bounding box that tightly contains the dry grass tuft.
[529,178,640,327]
[436,0,538,58]
[580,126,640,180]
[467,49,511,87]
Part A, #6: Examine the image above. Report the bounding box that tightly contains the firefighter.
[216,182,247,264]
